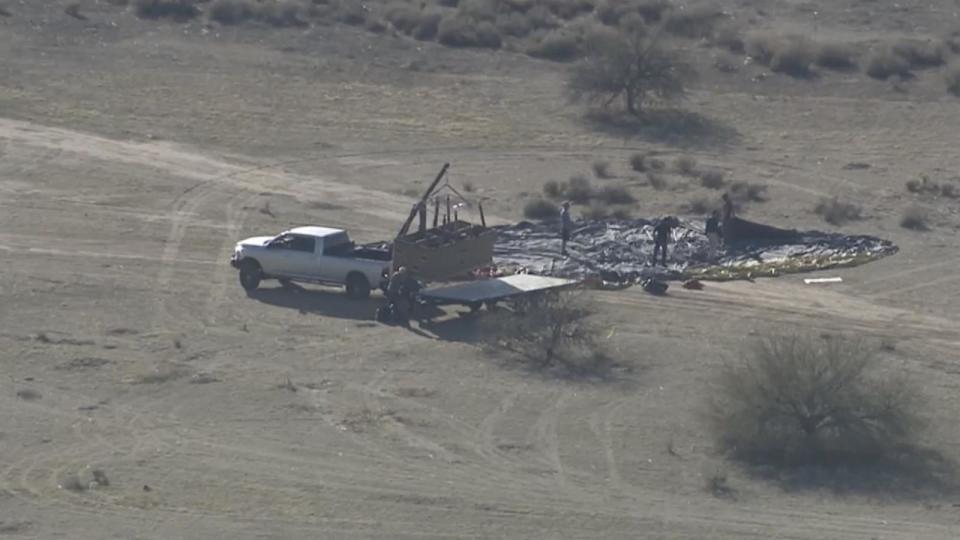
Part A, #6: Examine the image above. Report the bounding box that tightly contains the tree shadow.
[246,283,379,321]
[581,108,741,149]
[740,445,959,499]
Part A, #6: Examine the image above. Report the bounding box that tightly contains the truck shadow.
[246,283,380,321]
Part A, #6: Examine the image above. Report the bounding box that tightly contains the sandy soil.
[1,1,960,538]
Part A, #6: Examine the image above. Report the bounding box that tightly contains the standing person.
[721,193,734,220]
[385,266,417,326]
[705,210,723,260]
[559,201,573,256]
[652,216,675,267]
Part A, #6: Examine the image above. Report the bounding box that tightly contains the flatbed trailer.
[417,274,579,313]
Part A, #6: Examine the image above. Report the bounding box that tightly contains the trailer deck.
[419,274,578,307]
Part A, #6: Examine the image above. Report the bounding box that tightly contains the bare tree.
[567,28,691,116]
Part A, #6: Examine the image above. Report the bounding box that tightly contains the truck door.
[267,234,316,277]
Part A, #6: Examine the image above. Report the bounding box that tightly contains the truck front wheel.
[239,260,262,292]
[345,273,371,300]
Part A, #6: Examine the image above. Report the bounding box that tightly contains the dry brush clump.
[526,30,582,61]
[699,169,725,189]
[480,291,612,377]
[905,175,958,198]
[946,63,960,96]
[673,155,697,176]
[594,184,636,205]
[592,160,613,179]
[523,198,560,220]
[438,14,502,48]
[729,181,768,203]
[663,5,724,40]
[814,197,863,226]
[900,206,929,231]
[646,172,668,190]
[133,0,200,20]
[746,33,816,78]
[710,334,925,468]
[815,42,859,71]
[543,175,594,204]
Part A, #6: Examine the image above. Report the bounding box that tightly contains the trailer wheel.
[239,260,262,292]
[345,273,371,300]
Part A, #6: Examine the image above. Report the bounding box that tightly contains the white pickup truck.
[230,226,391,298]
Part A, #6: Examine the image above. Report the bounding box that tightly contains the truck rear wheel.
[239,260,262,292]
[345,273,370,300]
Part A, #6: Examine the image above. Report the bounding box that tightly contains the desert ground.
[2,1,960,538]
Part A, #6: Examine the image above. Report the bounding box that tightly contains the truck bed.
[419,274,578,304]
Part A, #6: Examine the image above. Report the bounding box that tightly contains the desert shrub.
[592,160,613,179]
[900,206,929,230]
[712,21,744,53]
[729,181,768,202]
[673,156,698,176]
[940,183,956,198]
[714,52,740,73]
[664,6,723,39]
[769,37,816,77]
[496,11,533,37]
[595,184,635,205]
[581,203,609,220]
[525,5,559,30]
[134,0,200,20]
[700,169,725,189]
[892,39,947,68]
[816,42,858,70]
[385,2,425,34]
[457,0,497,22]
[544,0,593,20]
[565,174,594,204]
[814,197,863,226]
[543,180,564,199]
[438,16,502,48]
[629,153,647,172]
[60,474,89,492]
[256,2,307,27]
[647,157,665,171]
[365,14,389,34]
[710,334,923,467]
[684,196,711,215]
[647,172,668,190]
[946,63,960,96]
[335,2,368,26]
[413,12,442,40]
[209,0,252,24]
[905,176,940,195]
[527,30,581,62]
[866,47,912,80]
[635,0,669,23]
[745,32,779,64]
[523,198,560,220]
[480,291,610,376]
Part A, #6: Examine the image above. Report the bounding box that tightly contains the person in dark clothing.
[385,266,419,326]
[652,217,675,267]
[705,210,723,260]
[559,201,573,256]
[721,193,734,220]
